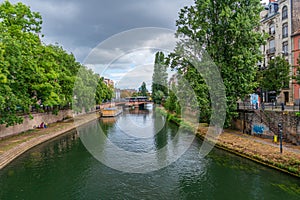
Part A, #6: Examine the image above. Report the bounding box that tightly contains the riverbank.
[0,112,100,170]
[156,107,300,177]
[1,107,300,177]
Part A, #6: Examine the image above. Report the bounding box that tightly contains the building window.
[282,23,288,38]
[269,3,278,16]
[298,38,300,50]
[267,39,275,54]
[269,24,275,35]
[269,39,275,49]
[282,6,288,20]
[282,42,288,56]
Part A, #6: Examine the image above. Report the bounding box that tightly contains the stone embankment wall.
[0,110,73,140]
[233,110,300,145]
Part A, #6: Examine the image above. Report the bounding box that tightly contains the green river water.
[0,106,300,200]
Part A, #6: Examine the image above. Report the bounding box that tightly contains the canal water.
[0,106,300,200]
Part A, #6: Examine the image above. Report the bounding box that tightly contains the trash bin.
[273,135,278,143]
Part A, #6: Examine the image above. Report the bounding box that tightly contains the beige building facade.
[260,0,294,104]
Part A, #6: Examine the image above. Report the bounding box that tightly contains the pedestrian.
[281,102,284,111]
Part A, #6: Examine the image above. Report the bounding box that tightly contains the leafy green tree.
[95,77,114,104]
[0,1,42,33]
[260,56,290,95]
[0,1,115,126]
[48,45,80,106]
[106,84,114,100]
[152,52,168,104]
[138,82,148,96]
[73,67,98,113]
[132,92,139,97]
[0,1,43,126]
[168,0,265,126]
[164,83,178,112]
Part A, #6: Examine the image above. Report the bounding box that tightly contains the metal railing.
[237,102,300,111]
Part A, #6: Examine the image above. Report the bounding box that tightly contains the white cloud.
[83,28,178,84]
[116,64,154,90]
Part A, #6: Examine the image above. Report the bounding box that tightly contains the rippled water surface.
[0,107,300,200]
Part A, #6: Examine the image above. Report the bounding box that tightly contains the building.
[104,78,114,87]
[115,88,121,101]
[292,29,300,102]
[259,0,300,104]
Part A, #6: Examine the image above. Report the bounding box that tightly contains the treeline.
[0,1,113,127]
[153,0,267,127]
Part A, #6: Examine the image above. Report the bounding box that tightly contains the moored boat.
[101,106,123,117]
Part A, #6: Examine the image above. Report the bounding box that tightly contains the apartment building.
[260,0,300,104]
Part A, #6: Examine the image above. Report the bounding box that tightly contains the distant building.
[259,0,300,104]
[115,88,121,101]
[104,78,114,87]
[119,89,137,98]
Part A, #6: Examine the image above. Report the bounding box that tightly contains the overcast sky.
[8,0,268,90]
[7,0,196,89]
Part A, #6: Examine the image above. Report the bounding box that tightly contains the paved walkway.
[0,112,100,170]
[225,129,300,154]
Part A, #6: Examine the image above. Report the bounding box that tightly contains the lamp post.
[278,123,283,153]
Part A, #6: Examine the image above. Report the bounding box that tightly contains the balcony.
[266,47,276,55]
[269,30,275,36]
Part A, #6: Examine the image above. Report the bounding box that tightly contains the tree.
[152,52,168,104]
[0,1,43,126]
[73,67,98,113]
[0,1,116,126]
[168,0,265,126]
[138,82,148,96]
[0,1,42,34]
[259,56,290,95]
[164,83,179,113]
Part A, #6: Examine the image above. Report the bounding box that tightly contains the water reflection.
[1,107,300,199]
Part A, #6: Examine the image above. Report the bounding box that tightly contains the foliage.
[168,0,265,127]
[138,82,148,96]
[164,83,182,116]
[164,84,177,112]
[0,1,42,126]
[153,90,164,104]
[0,1,113,126]
[259,56,290,95]
[95,77,114,104]
[152,52,168,104]
[296,54,300,85]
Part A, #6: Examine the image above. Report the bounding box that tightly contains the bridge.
[100,96,153,109]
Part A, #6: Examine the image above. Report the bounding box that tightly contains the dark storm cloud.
[9,0,193,62]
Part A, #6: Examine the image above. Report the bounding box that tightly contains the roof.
[291,29,300,37]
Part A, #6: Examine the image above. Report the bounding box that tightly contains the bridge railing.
[237,102,300,111]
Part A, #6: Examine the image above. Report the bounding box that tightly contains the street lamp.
[278,123,283,153]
